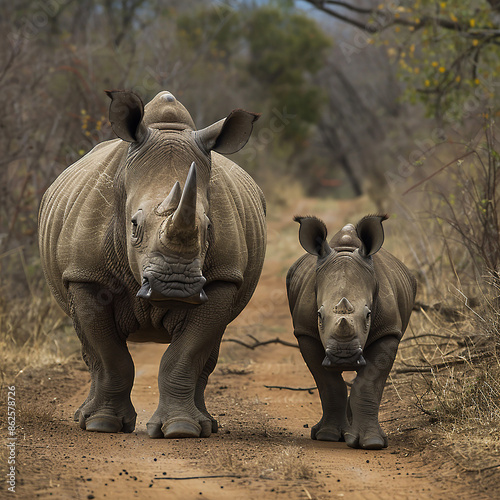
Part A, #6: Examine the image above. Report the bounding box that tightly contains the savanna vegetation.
[1,0,499,483]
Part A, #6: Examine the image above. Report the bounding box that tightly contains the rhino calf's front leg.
[297,334,348,441]
[69,283,136,433]
[345,335,400,450]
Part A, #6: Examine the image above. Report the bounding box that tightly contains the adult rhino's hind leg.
[147,283,237,439]
[297,334,348,441]
[345,335,399,450]
[68,283,136,433]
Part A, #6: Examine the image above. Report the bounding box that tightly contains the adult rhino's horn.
[157,181,182,215]
[171,162,197,231]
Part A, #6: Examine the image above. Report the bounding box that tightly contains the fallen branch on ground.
[223,335,299,349]
[154,474,241,480]
[265,385,317,394]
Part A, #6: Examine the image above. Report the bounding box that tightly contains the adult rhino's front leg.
[345,335,400,450]
[194,343,220,434]
[69,283,136,433]
[147,282,237,439]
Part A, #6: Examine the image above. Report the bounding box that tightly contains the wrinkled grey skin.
[286,215,416,449]
[38,90,266,438]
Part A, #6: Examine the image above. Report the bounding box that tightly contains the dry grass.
[210,443,316,481]
[0,291,77,381]
[0,250,77,383]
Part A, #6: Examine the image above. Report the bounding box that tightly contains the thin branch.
[394,352,495,373]
[402,150,476,195]
[304,1,468,33]
[154,475,241,480]
[223,337,299,349]
[265,385,317,394]
[322,0,374,15]
[304,0,372,31]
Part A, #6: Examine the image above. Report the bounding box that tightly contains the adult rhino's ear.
[294,216,332,259]
[194,109,260,154]
[105,90,149,143]
[356,214,388,257]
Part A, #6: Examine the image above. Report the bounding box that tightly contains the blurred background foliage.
[4,0,499,253]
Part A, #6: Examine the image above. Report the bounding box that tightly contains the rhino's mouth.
[322,346,366,371]
[137,257,208,308]
[137,279,208,307]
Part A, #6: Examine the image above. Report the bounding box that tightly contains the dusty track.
[2,198,492,499]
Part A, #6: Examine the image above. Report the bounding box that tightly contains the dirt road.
[2,198,491,499]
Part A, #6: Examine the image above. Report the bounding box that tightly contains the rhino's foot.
[210,418,219,434]
[147,412,213,439]
[78,401,137,433]
[344,426,388,450]
[311,422,344,442]
[198,409,218,434]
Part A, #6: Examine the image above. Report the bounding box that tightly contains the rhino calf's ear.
[294,216,332,258]
[195,109,260,155]
[356,214,388,257]
[106,90,149,143]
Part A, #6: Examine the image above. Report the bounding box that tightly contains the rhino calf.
[39,90,266,438]
[287,215,416,449]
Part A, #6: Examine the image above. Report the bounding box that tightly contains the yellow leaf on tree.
[470,19,475,27]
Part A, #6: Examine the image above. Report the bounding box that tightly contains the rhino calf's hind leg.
[345,335,400,450]
[69,283,136,433]
[297,334,348,441]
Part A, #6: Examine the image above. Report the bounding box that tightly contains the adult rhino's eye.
[131,209,144,245]
[364,306,371,321]
[317,306,324,327]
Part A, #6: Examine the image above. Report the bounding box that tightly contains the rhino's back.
[207,152,267,319]
[38,139,127,311]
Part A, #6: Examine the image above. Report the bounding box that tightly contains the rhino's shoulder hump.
[210,153,264,202]
[203,153,266,301]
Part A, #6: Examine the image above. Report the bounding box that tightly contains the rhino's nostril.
[356,354,367,367]
[137,277,152,299]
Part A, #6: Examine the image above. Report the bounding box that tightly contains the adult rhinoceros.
[38,90,266,438]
